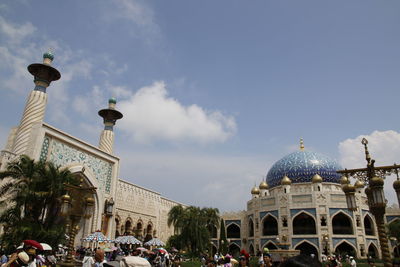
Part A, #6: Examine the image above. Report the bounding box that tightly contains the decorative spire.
[300,138,305,151]
[43,48,54,65]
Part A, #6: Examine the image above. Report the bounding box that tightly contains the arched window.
[125,220,132,235]
[136,221,143,238]
[368,243,378,258]
[115,218,120,237]
[295,242,318,256]
[144,223,153,242]
[248,219,254,237]
[263,215,278,236]
[293,213,316,235]
[335,242,356,256]
[249,244,255,255]
[227,224,241,238]
[228,243,241,258]
[332,213,353,235]
[364,215,375,236]
[208,225,218,238]
[265,242,278,250]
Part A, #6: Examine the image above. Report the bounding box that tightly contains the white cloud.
[117,149,270,211]
[339,130,400,205]
[109,0,155,26]
[0,16,36,44]
[117,81,237,144]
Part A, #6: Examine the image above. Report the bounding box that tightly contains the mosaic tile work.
[266,151,342,187]
[40,136,113,193]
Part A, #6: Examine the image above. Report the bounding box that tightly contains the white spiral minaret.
[12,52,61,155]
[98,98,123,154]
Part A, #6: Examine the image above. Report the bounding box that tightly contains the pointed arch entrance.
[335,241,356,256]
[295,241,318,256]
[293,212,316,235]
[228,243,240,258]
[332,212,353,235]
[264,242,278,250]
[227,224,241,239]
[249,244,254,255]
[364,215,375,236]
[248,218,254,237]
[263,215,278,236]
[368,243,378,258]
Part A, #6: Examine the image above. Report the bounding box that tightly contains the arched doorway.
[293,213,316,235]
[144,223,153,242]
[263,215,278,236]
[208,225,218,239]
[332,213,353,235]
[125,220,132,235]
[265,242,278,250]
[295,242,318,256]
[136,221,143,239]
[228,243,240,258]
[335,241,356,257]
[368,243,378,258]
[249,244,254,255]
[115,217,120,237]
[227,224,241,238]
[248,219,254,237]
[211,244,217,256]
[364,215,375,236]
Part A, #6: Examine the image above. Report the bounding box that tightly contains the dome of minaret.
[259,181,269,190]
[251,186,260,195]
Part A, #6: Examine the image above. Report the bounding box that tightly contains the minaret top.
[300,138,305,151]
[98,98,123,129]
[43,50,54,65]
[108,97,117,109]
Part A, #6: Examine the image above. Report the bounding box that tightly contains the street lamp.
[338,138,400,267]
[105,198,114,216]
[59,179,96,267]
[322,234,329,256]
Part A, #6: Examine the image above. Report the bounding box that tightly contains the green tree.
[219,219,227,255]
[168,205,220,256]
[0,155,78,252]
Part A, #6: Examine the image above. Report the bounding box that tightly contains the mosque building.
[0,52,184,245]
[219,140,400,259]
[2,52,400,260]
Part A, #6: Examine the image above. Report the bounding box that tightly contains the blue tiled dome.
[266,150,342,187]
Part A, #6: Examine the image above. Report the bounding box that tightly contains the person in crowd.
[260,253,272,267]
[83,250,95,267]
[238,256,248,267]
[1,252,29,267]
[349,256,356,267]
[216,258,224,267]
[223,255,232,267]
[94,249,107,267]
[278,254,322,267]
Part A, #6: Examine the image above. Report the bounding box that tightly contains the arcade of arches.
[114,217,156,242]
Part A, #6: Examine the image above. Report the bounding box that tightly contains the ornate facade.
[0,52,183,246]
[219,142,400,260]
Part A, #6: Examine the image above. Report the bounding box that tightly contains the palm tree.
[0,155,78,252]
[167,205,220,256]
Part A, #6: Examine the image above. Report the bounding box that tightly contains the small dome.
[259,181,269,190]
[109,97,117,104]
[312,174,323,183]
[394,180,400,190]
[281,175,292,185]
[370,176,384,187]
[342,184,356,193]
[251,186,260,195]
[43,51,54,61]
[340,176,349,185]
[354,180,365,189]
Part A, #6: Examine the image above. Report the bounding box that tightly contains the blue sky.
[1,0,400,211]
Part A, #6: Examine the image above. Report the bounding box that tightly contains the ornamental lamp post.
[337,138,400,267]
[59,179,97,267]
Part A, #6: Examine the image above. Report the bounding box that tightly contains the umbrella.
[136,247,147,252]
[144,238,165,247]
[40,243,52,251]
[115,235,142,245]
[83,231,111,243]
[122,256,151,267]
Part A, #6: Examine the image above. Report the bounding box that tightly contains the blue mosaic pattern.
[42,137,113,193]
[329,208,353,217]
[225,220,241,227]
[260,210,279,220]
[332,238,356,248]
[387,215,400,224]
[292,238,319,248]
[290,208,316,218]
[261,238,277,248]
[266,151,342,187]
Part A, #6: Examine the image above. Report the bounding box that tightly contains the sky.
[1,0,400,212]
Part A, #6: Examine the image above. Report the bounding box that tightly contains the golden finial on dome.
[281,175,292,185]
[251,185,260,195]
[354,180,365,189]
[259,181,269,190]
[300,138,305,151]
[312,174,323,183]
